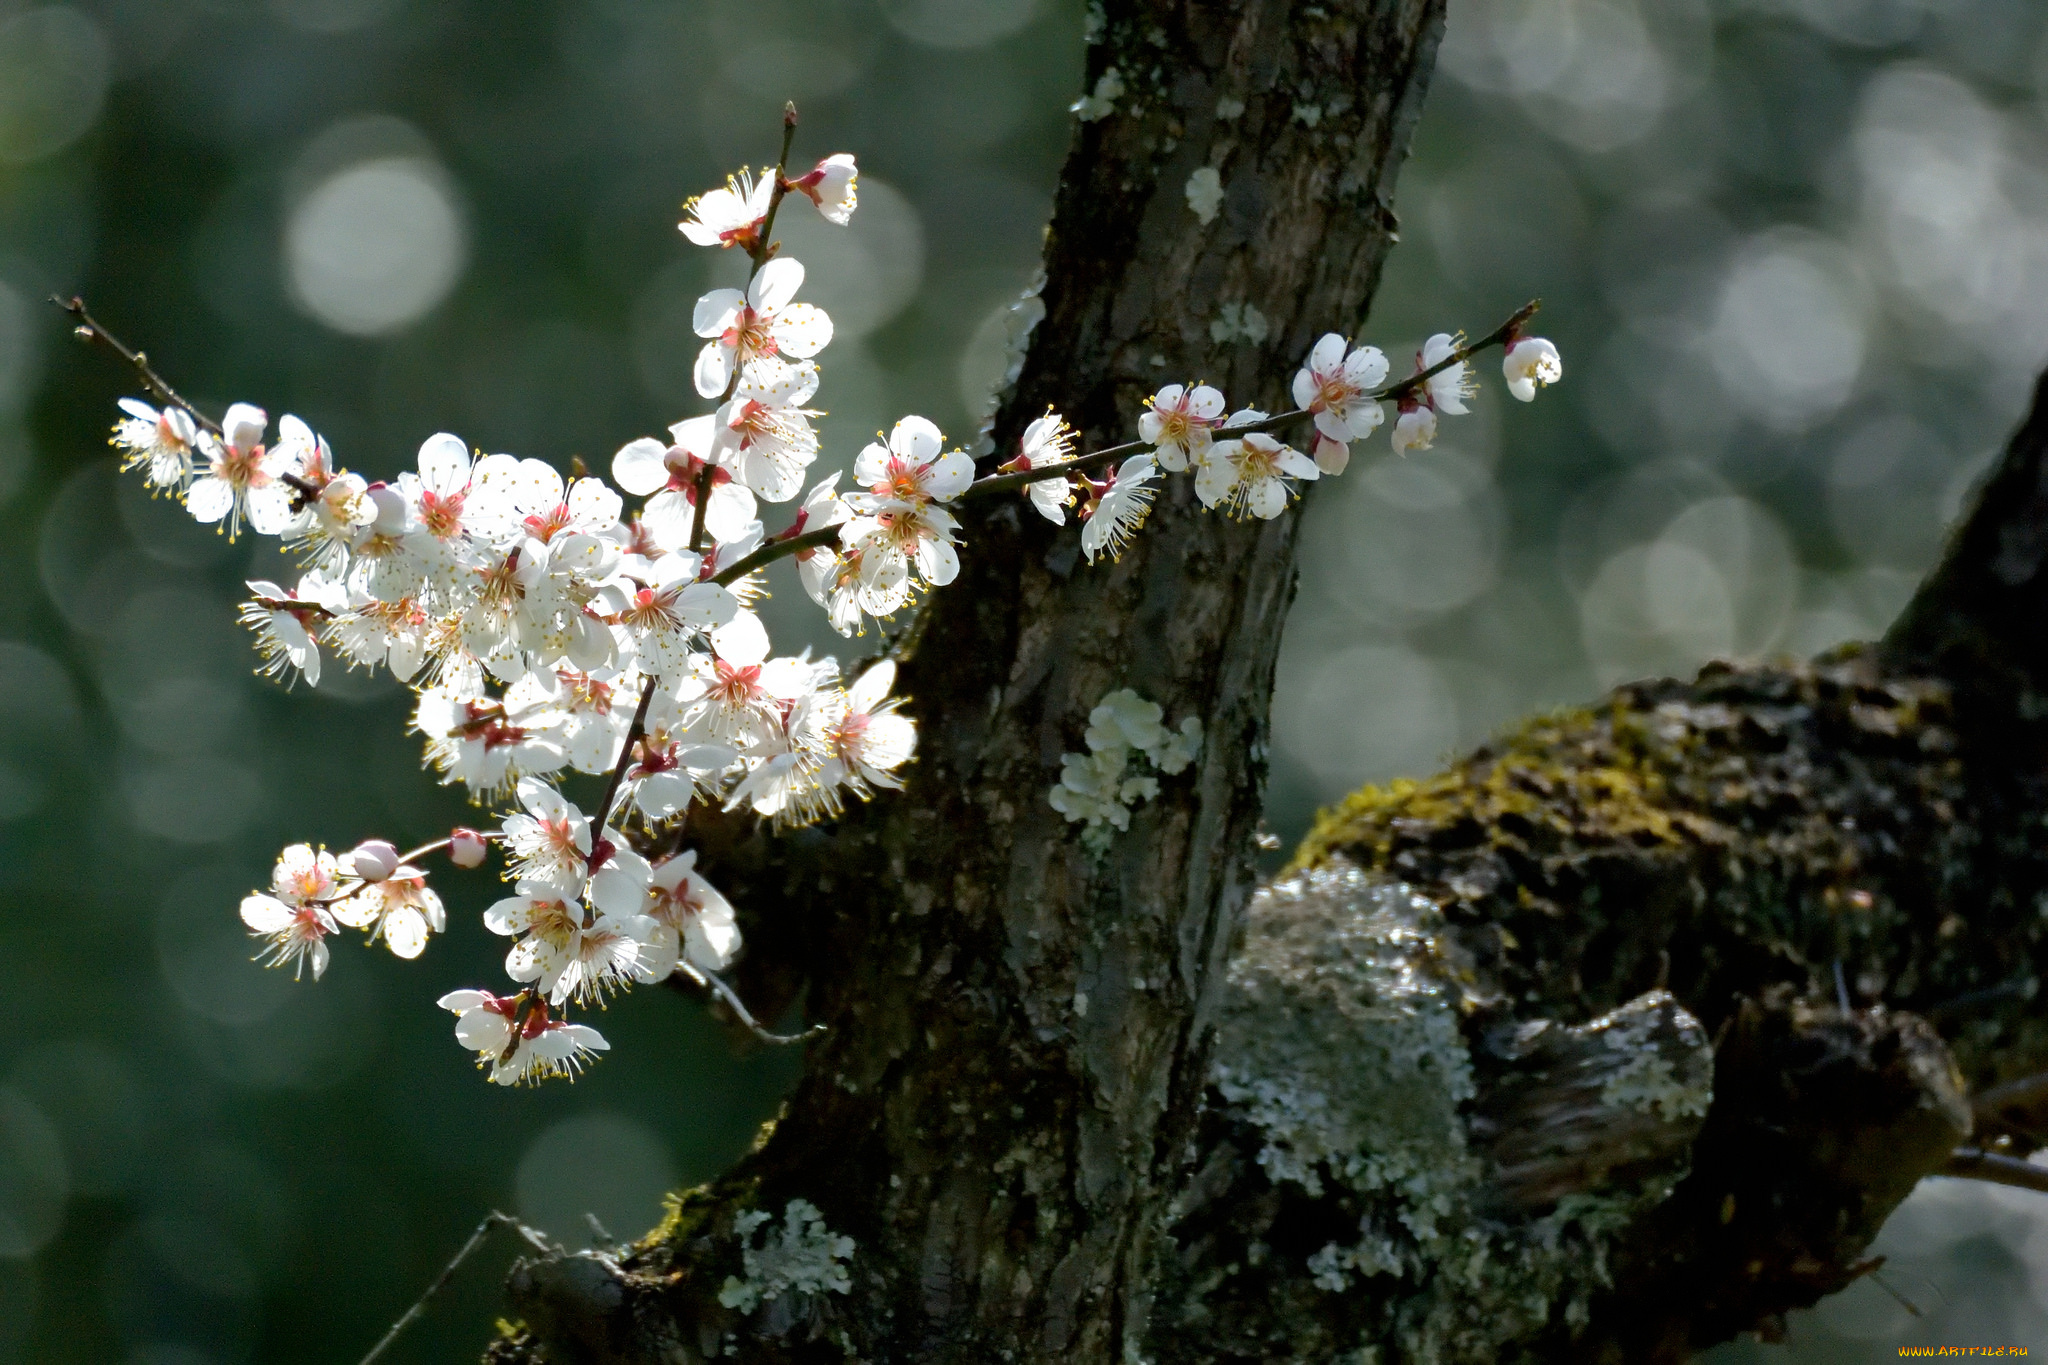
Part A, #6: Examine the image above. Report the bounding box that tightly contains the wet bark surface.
[482,1,2048,1359]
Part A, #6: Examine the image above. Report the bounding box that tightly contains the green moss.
[1291,701,1715,880]
[1285,655,2043,1084]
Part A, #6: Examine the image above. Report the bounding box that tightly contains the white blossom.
[186,404,303,540]
[500,778,594,893]
[680,167,773,249]
[789,153,858,225]
[438,990,609,1085]
[816,660,916,797]
[607,550,740,682]
[849,416,972,509]
[1009,412,1078,524]
[1193,430,1318,520]
[1419,332,1475,415]
[1292,333,1387,444]
[239,578,329,687]
[1081,455,1158,564]
[111,398,200,494]
[1140,383,1225,472]
[1390,402,1437,457]
[692,257,834,399]
[643,849,741,973]
[240,893,338,980]
[333,863,445,959]
[713,361,823,502]
[1503,335,1563,402]
[616,422,760,551]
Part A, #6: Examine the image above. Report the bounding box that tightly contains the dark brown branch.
[54,295,222,434]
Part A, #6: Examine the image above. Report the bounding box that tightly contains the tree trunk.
[484,4,2048,1362]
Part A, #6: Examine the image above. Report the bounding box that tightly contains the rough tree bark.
[483,2,2048,1362]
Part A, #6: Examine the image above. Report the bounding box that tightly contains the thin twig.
[1943,1145,2048,1194]
[52,295,223,435]
[588,674,659,847]
[357,1211,554,1365]
[679,961,825,1045]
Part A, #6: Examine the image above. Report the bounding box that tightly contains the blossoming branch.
[60,106,1562,1088]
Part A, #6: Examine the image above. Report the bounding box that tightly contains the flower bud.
[448,827,489,869]
[349,839,400,882]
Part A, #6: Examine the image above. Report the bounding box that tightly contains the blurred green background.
[0,0,2044,1360]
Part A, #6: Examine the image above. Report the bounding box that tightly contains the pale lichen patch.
[717,1199,855,1314]
[1202,863,1703,1363]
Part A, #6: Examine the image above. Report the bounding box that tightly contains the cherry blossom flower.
[280,463,373,574]
[514,533,620,672]
[818,540,910,636]
[712,362,823,502]
[1140,383,1225,471]
[679,643,818,745]
[607,550,740,681]
[680,167,774,250]
[505,667,632,774]
[1081,455,1159,563]
[111,398,200,494]
[240,893,338,980]
[1292,334,1387,446]
[623,736,736,820]
[513,1013,611,1083]
[839,501,963,593]
[486,885,654,1007]
[438,990,610,1085]
[186,404,303,540]
[237,843,345,979]
[468,454,623,550]
[692,257,833,399]
[1002,412,1078,524]
[615,423,760,550]
[786,473,852,605]
[396,432,491,582]
[272,842,343,906]
[333,863,445,959]
[788,153,858,225]
[1390,400,1437,457]
[500,778,594,893]
[723,692,834,828]
[849,416,972,509]
[817,661,916,796]
[642,850,740,973]
[415,685,569,798]
[1194,430,1318,520]
[438,987,522,1068]
[239,578,330,687]
[328,587,431,683]
[1503,335,1563,402]
[1419,332,1475,415]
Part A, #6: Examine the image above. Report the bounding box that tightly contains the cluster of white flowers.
[1050,689,1203,851]
[93,116,1561,1085]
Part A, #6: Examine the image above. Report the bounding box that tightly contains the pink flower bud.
[448,827,488,869]
[349,839,400,882]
